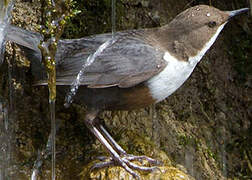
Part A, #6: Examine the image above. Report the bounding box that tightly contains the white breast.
[147,23,226,102]
[147,51,197,102]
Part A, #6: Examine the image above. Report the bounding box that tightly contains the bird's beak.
[227,8,249,20]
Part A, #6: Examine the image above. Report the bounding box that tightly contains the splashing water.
[64,0,117,107]
[64,38,116,107]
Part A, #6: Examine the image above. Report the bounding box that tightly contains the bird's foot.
[124,154,162,166]
[91,154,161,179]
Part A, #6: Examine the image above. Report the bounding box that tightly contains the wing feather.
[39,30,167,88]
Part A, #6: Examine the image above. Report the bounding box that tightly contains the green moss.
[206,146,218,161]
[62,0,163,38]
[178,135,198,147]
[63,0,124,38]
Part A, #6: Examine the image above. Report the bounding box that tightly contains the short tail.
[6,25,42,56]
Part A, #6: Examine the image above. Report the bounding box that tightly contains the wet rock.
[79,129,193,180]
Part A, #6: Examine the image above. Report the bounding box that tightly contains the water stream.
[64,0,117,107]
[0,0,14,65]
[111,0,116,38]
[0,98,9,180]
[64,38,116,107]
[50,100,56,180]
[30,102,58,180]
[0,1,15,180]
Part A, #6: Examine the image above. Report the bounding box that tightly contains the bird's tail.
[0,1,42,65]
[4,25,45,79]
[6,25,42,59]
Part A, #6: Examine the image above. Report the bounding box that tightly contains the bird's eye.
[207,21,217,28]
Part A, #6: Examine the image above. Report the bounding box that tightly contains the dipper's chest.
[146,51,198,103]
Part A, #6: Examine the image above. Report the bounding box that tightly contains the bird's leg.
[84,110,141,179]
[93,117,126,155]
[84,110,160,179]
[93,118,161,166]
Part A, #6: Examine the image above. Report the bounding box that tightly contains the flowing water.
[64,38,116,107]
[64,0,117,107]
[50,100,56,180]
[34,0,118,179]
[0,0,118,178]
[0,1,14,180]
[0,1,56,179]
[111,0,116,38]
[0,0,14,65]
[0,98,9,180]
[30,101,57,180]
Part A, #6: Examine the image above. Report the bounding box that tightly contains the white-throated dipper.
[5,4,249,179]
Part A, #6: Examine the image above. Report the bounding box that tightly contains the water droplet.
[207,13,211,17]
[196,8,200,11]
[46,56,51,61]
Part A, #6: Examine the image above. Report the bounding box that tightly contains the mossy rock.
[81,164,193,180]
[79,130,194,180]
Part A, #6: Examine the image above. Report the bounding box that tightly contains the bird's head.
[163,5,249,60]
[169,5,249,32]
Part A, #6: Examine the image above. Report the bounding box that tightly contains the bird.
[5,4,249,179]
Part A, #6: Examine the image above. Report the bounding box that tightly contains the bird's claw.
[125,154,162,166]
[91,154,161,179]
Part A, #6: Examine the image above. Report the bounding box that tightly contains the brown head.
[155,5,249,61]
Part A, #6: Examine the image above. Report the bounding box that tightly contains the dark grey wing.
[54,31,167,88]
[54,33,110,79]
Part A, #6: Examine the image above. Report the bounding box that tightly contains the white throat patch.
[147,23,226,102]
